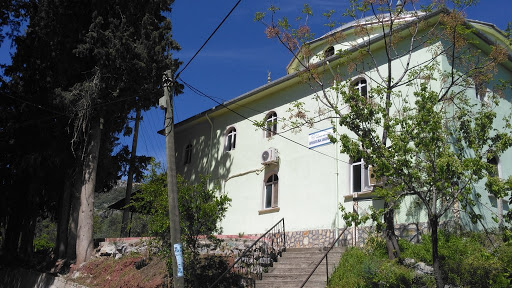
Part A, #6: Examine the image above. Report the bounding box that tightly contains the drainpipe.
[335,116,340,246]
[328,64,340,247]
[205,113,214,187]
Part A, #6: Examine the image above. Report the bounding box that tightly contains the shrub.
[399,237,432,263]
[328,247,368,288]
[400,231,512,287]
[185,255,243,288]
[374,261,414,288]
[328,246,414,288]
[33,217,56,252]
[331,232,512,288]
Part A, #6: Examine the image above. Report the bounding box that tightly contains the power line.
[193,90,344,135]
[175,0,243,79]
[11,94,142,128]
[178,77,349,164]
[5,94,68,116]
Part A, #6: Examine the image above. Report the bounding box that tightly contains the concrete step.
[257,279,327,288]
[267,265,338,274]
[256,279,326,288]
[256,247,345,288]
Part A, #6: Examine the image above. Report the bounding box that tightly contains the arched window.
[264,174,279,209]
[184,143,192,165]
[225,127,236,151]
[324,46,334,58]
[265,112,278,138]
[351,78,367,98]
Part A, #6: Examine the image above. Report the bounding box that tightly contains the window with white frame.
[264,174,279,209]
[351,78,368,98]
[350,158,372,193]
[184,143,192,165]
[265,112,278,138]
[225,127,236,151]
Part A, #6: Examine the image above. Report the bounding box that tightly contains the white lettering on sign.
[308,127,334,149]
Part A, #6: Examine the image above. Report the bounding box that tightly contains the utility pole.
[162,70,185,287]
[121,107,141,237]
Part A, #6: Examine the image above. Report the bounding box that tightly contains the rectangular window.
[351,159,371,193]
[352,162,362,193]
[264,174,279,209]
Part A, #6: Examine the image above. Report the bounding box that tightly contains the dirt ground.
[65,255,170,288]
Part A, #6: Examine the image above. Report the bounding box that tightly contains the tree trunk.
[76,119,102,266]
[19,178,41,260]
[19,216,36,260]
[384,200,400,260]
[55,173,73,259]
[121,108,141,237]
[67,166,82,260]
[430,216,444,288]
[3,211,22,260]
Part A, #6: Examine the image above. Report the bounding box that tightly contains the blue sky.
[1,0,510,167]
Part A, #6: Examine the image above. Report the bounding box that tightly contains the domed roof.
[315,11,426,43]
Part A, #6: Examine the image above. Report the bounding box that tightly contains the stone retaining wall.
[280,222,430,249]
[285,229,337,248]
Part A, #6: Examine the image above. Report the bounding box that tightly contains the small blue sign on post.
[174,243,184,277]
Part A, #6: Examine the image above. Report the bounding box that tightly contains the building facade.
[174,9,512,248]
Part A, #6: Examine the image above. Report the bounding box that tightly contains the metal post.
[283,219,286,250]
[163,70,185,288]
[326,254,329,284]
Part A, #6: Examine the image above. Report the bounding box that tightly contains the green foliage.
[33,218,56,252]
[261,1,512,287]
[131,161,232,286]
[331,232,512,288]
[185,255,243,288]
[254,12,265,22]
[1,0,180,260]
[400,232,512,287]
[399,237,432,264]
[328,246,415,288]
[93,185,150,238]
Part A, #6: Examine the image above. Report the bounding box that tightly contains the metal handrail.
[209,218,286,288]
[299,226,349,287]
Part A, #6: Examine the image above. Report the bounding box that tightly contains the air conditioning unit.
[262,148,279,165]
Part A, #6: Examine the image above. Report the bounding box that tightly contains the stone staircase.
[256,247,345,288]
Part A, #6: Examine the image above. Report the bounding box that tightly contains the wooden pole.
[163,70,185,287]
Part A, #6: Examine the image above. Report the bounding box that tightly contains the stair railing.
[209,218,286,288]
[299,226,348,288]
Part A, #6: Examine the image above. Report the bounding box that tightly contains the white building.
[174,8,512,248]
